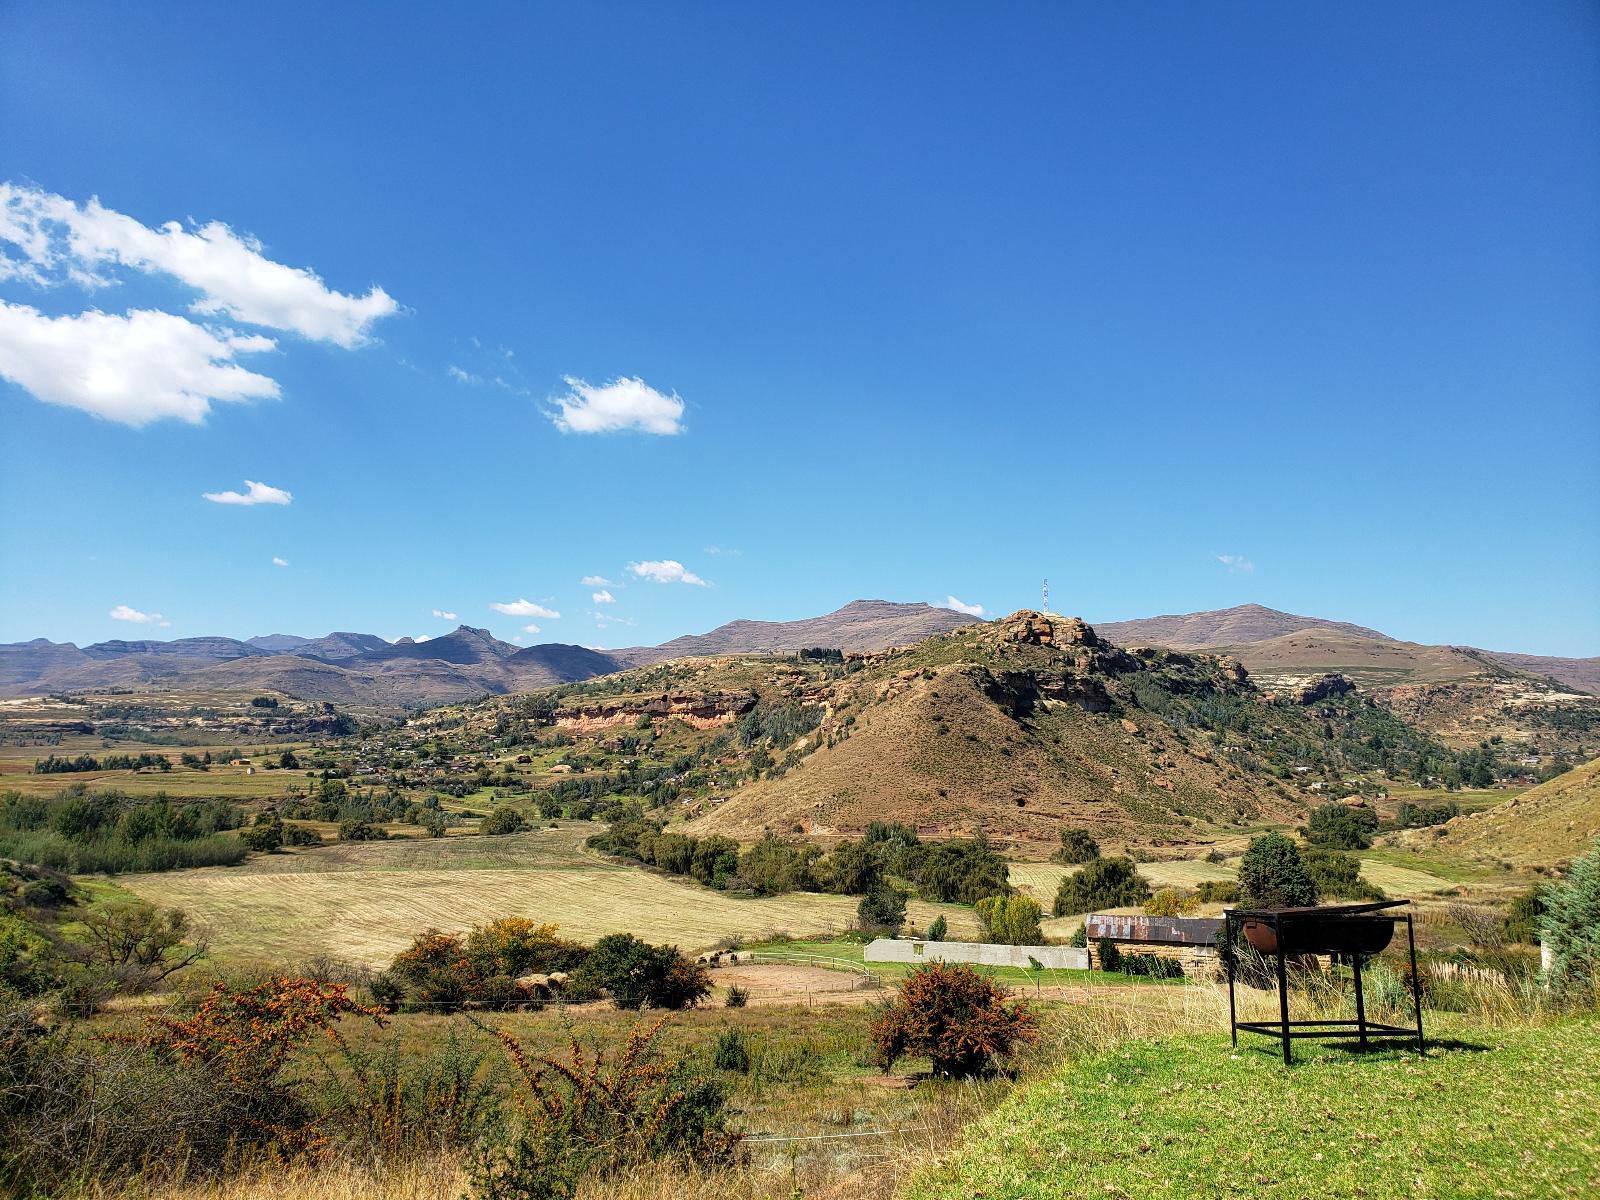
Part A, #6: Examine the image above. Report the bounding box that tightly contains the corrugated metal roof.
[1085,914,1222,945]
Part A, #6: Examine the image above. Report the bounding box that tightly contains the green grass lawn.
[902,1020,1600,1200]
[753,937,1182,990]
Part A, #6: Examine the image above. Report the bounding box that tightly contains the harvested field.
[116,824,977,967]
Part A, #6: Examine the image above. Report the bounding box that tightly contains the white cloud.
[0,183,397,347]
[1216,554,1256,575]
[203,479,292,506]
[628,559,707,586]
[447,365,481,385]
[523,623,541,635]
[490,598,560,619]
[591,612,636,628]
[703,545,740,557]
[548,375,684,435]
[941,595,986,617]
[592,589,615,605]
[580,575,612,587]
[511,635,524,644]
[432,608,458,621]
[110,604,170,627]
[0,301,279,426]
[272,556,289,567]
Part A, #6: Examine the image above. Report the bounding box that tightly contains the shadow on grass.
[1233,1035,1493,1064]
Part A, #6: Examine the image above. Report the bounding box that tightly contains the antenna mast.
[1042,577,1049,614]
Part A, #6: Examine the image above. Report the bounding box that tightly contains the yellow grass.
[116,824,978,967]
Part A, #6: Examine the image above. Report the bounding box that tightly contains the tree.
[239,819,283,853]
[1237,832,1319,909]
[858,883,907,935]
[1052,857,1150,916]
[1303,847,1383,900]
[1143,887,1200,917]
[337,820,387,842]
[918,836,1010,904]
[822,838,881,895]
[1053,827,1100,864]
[278,749,300,770]
[1503,884,1547,944]
[975,894,1043,945]
[571,934,710,1010]
[1540,838,1600,995]
[75,901,209,993]
[737,834,820,895]
[926,914,948,941]
[868,962,1038,1078]
[1306,803,1379,850]
[482,807,526,836]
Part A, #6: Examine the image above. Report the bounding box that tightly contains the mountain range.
[1,600,1594,709]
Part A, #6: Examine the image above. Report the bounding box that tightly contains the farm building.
[1084,914,1223,972]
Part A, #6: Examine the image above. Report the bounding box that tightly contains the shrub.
[1237,832,1318,908]
[73,900,209,1001]
[337,820,387,842]
[1053,857,1150,915]
[238,820,282,853]
[868,962,1037,1078]
[1303,847,1384,901]
[482,807,526,836]
[713,1027,750,1071]
[1095,937,1123,973]
[1121,953,1184,979]
[1143,887,1199,917]
[570,933,711,1010]
[467,1018,738,1200]
[1053,827,1100,864]
[281,821,321,846]
[1203,849,1228,864]
[724,984,749,1009]
[1539,838,1600,996]
[858,883,908,935]
[975,894,1044,945]
[926,914,948,941]
[1068,923,1088,947]
[1197,879,1240,904]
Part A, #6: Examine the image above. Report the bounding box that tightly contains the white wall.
[864,938,1089,970]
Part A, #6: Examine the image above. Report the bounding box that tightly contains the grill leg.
[1352,954,1368,1049]
[1274,920,1291,1065]
[1226,914,1238,1048]
[1407,914,1425,1056]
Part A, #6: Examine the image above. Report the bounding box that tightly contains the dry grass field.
[116,823,980,968]
[0,734,310,799]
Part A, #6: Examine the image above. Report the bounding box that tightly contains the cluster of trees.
[0,786,246,874]
[371,919,710,1013]
[589,814,1011,908]
[1235,831,1383,907]
[238,812,321,852]
[1054,857,1150,916]
[1393,799,1460,829]
[1305,802,1380,850]
[33,752,172,774]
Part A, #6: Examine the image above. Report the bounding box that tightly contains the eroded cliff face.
[552,690,757,733]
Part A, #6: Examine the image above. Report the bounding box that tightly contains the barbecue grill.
[1223,899,1425,1064]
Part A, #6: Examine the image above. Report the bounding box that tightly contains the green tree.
[482,807,526,836]
[918,836,1010,904]
[1306,803,1379,850]
[1052,857,1150,916]
[1053,827,1101,864]
[570,933,711,1010]
[1237,832,1319,909]
[1540,838,1600,995]
[858,883,908,935]
[975,894,1044,945]
[925,914,948,941]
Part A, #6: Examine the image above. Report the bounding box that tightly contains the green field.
[115,824,982,968]
[904,1020,1600,1199]
[754,937,1182,990]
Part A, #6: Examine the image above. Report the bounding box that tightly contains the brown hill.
[1479,651,1600,697]
[1094,604,1393,649]
[1404,758,1600,868]
[612,599,981,666]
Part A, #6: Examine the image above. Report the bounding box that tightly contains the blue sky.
[1,2,1596,655]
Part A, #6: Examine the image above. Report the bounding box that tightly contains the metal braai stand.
[1223,899,1425,1065]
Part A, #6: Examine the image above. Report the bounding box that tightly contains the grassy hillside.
[903,1021,1600,1200]
[1404,757,1600,868]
